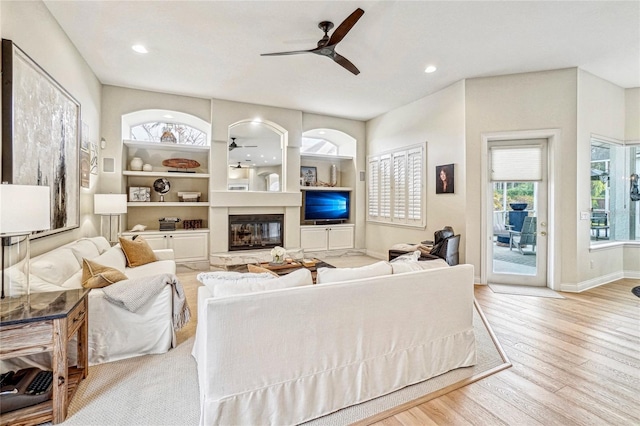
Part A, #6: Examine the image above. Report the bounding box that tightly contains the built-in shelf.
[127,202,210,207]
[300,186,353,191]
[123,171,210,178]
[123,139,210,153]
[301,153,353,161]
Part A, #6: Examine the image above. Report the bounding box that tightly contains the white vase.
[130,157,143,171]
[142,163,153,172]
[330,164,337,186]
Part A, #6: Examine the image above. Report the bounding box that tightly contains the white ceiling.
[43,1,639,122]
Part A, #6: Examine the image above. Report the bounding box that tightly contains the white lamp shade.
[94,194,127,215]
[0,185,51,235]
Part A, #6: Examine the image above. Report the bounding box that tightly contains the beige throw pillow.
[119,236,157,267]
[81,259,128,289]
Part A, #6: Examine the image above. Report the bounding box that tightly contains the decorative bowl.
[509,203,528,210]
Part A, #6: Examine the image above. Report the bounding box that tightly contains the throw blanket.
[102,273,191,331]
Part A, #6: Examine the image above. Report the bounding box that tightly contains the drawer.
[0,321,52,359]
[67,298,87,336]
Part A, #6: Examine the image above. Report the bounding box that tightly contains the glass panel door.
[487,142,548,286]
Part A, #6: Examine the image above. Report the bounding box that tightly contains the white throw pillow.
[316,261,393,284]
[87,236,111,254]
[69,239,101,265]
[91,246,128,272]
[198,269,311,298]
[30,248,82,286]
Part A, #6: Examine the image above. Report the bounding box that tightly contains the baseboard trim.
[562,271,626,292]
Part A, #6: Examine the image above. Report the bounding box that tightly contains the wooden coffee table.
[259,258,333,283]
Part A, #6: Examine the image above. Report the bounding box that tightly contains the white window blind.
[393,152,406,219]
[407,147,422,221]
[367,157,379,217]
[367,143,425,227]
[379,155,391,218]
[491,145,542,181]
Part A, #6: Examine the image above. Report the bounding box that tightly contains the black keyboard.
[25,370,53,395]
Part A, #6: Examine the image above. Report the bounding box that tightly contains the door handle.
[540,231,547,236]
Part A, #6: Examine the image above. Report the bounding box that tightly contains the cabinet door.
[327,226,354,250]
[300,228,329,251]
[168,232,208,262]
[138,234,168,250]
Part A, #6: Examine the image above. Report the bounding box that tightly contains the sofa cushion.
[69,239,101,265]
[30,248,81,286]
[126,260,176,279]
[247,264,278,277]
[197,270,306,297]
[316,261,393,284]
[391,258,449,274]
[119,237,157,267]
[81,259,128,289]
[87,236,111,254]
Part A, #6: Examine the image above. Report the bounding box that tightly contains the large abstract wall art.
[1,39,80,237]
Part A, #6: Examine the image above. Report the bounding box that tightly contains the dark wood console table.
[0,289,89,425]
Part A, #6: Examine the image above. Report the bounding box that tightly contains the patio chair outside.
[510,216,537,254]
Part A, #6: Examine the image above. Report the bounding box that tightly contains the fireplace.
[229,214,284,251]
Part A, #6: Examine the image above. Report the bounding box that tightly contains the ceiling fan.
[260,8,365,75]
[228,137,258,151]
[230,162,252,169]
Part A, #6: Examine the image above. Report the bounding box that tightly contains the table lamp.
[94,194,127,245]
[0,184,51,299]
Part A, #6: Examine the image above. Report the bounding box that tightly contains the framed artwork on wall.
[301,166,317,186]
[436,163,455,194]
[1,39,81,237]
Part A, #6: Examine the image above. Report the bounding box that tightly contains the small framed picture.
[301,166,317,186]
[129,186,151,202]
[436,164,455,194]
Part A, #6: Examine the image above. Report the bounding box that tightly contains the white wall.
[365,80,466,260]
[626,88,640,142]
[576,70,627,287]
[0,0,102,256]
[465,68,578,287]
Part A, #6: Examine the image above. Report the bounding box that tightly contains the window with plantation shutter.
[367,143,425,227]
[393,152,406,219]
[379,155,391,218]
[407,147,422,222]
[367,157,379,217]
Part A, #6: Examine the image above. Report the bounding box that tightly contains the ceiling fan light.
[424,65,437,73]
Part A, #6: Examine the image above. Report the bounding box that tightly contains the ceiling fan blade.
[260,49,315,57]
[328,8,364,46]
[333,53,360,75]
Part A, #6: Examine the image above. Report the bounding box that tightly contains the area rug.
[57,299,508,426]
[489,283,565,299]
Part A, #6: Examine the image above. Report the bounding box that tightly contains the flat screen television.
[304,190,350,222]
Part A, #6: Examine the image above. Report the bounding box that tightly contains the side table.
[0,288,89,425]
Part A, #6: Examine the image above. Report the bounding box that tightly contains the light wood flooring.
[370,278,640,426]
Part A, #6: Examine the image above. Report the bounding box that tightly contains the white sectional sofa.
[193,261,476,425]
[6,236,176,366]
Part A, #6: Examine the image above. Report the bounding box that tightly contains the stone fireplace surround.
[209,191,302,265]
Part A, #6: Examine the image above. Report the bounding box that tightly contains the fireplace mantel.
[210,191,301,208]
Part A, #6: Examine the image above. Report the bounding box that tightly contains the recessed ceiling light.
[252,118,262,124]
[132,44,148,54]
[424,65,437,73]
[246,154,251,157]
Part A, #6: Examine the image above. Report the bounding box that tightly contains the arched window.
[122,109,210,146]
[301,137,338,155]
[130,122,207,145]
